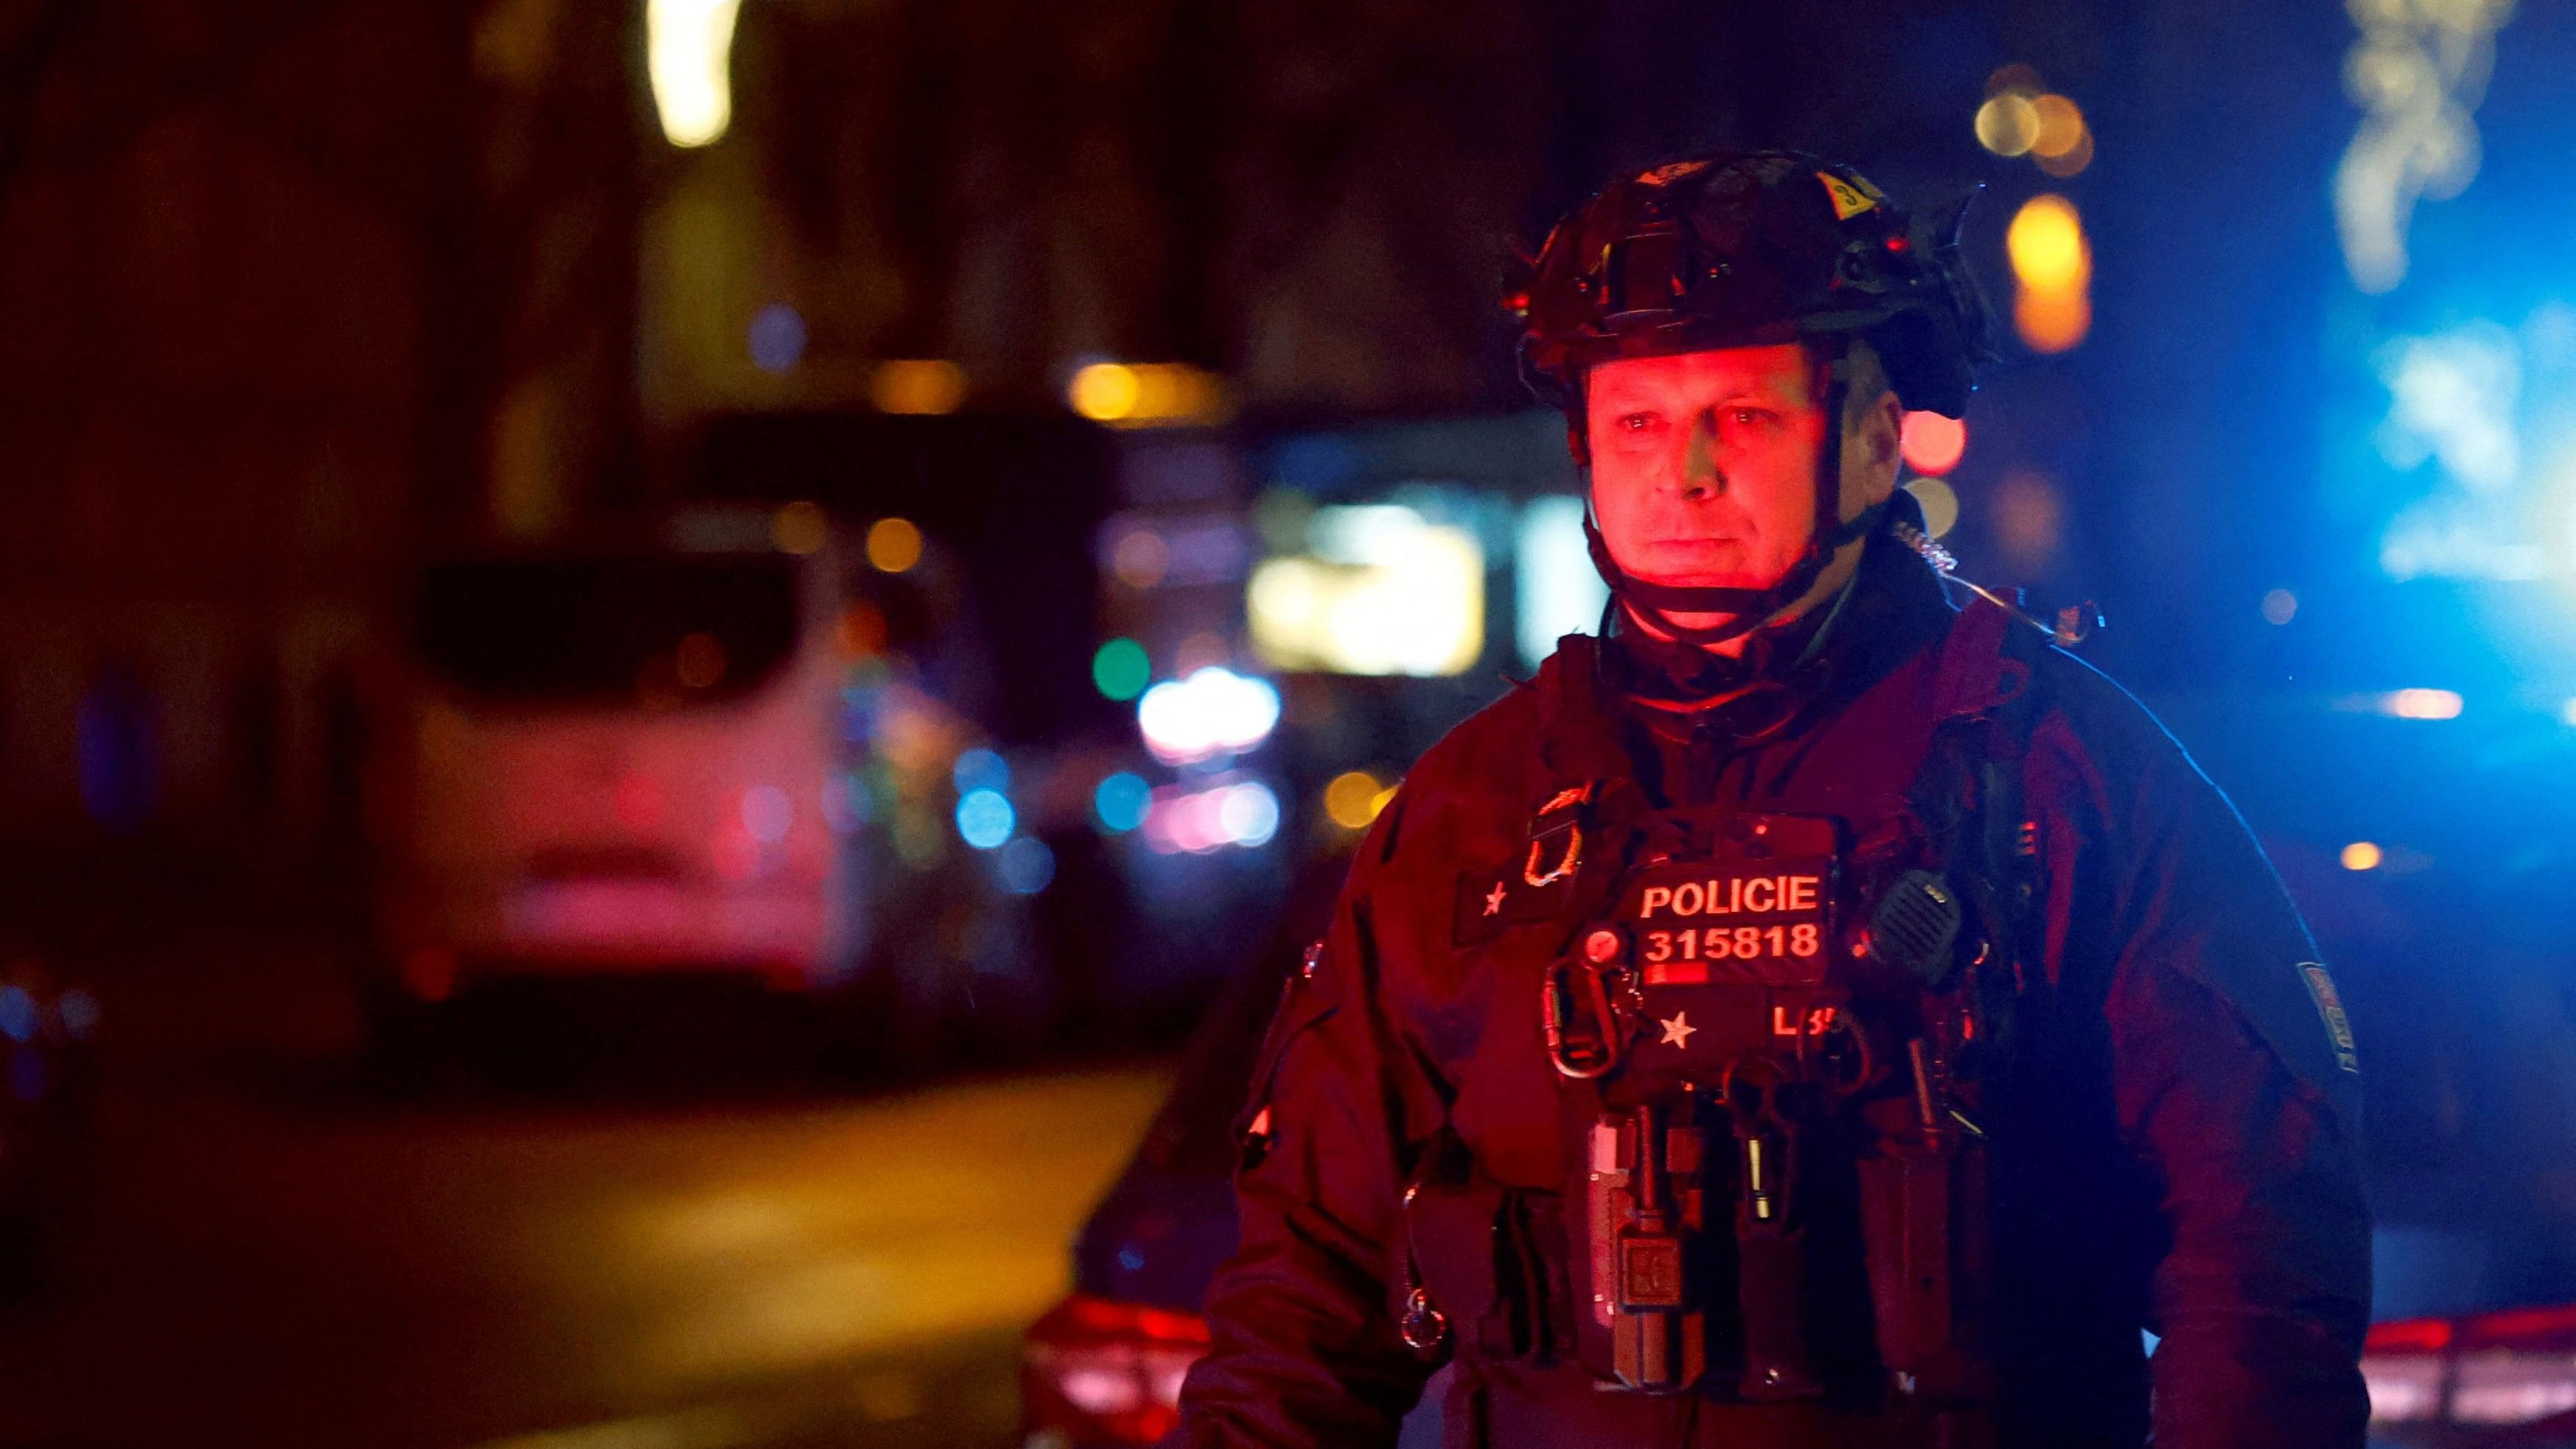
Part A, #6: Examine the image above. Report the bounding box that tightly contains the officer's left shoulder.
[2017,642,2205,784]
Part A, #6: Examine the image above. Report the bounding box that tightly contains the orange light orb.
[1899,411,1968,475]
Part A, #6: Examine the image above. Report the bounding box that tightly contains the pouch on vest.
[1402,1164,1570,1366]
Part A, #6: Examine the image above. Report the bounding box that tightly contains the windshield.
[411,556,804,706]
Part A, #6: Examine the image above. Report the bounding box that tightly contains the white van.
[364,520,854,1027]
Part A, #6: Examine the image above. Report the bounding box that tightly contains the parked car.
[2363,1225,2576,1447]
[1021,846,1443,1448]
[361,516,856,1055]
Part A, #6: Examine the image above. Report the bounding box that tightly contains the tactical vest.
[1395,596,2048,1428]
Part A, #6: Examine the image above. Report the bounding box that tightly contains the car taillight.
[1022,1293,1212,1448]
[2366,1303,2576,1437]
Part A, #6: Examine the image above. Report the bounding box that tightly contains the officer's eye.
[1617,411,1660,433]
[1724,405,1779,429]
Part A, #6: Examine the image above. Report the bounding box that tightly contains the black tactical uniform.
[1174,153,2370,1449]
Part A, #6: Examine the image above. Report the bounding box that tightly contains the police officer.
[1175,151,2371,1448]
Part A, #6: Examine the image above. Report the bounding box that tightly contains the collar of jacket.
[1607,528,1953,748]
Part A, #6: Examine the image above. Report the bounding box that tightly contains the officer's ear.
[1849,389,1905,505]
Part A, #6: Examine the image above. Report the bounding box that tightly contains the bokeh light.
[835,603,888,659]
[952,748,1009,796]
[647,0,743,147]
[866,517,924,573]
[2035,128,2095,177]
[1111,529,1170,588]
[2007,195,2092,353]
[1069,363,1141,422]
[955,788,1015,850]
[869,359,967,415]
[1218,782,1281,849]
[2007,195,2090,293]
[1091,638,1151,701]
[1995,471,2064,566]
[771,500,829,555]
[1904,477,1960,539]
[997,836,1056,895]
[2014,287,2091,355]
[1975,93,2040,156]
[1141,780,1281,854]
[1899,411,1967,475]
[2385,688,2465,720]
[1323,770,1388,830]
[749,304,807,372]
[1986,63,2043,96]
[2262,588,2299,626]
[56,988,98,1040]
[1066,361,1231,428]
[2342,841,2385,871]
[2030,94,2087,158]
[1136,667,1281,765]
[1093,772,1150,833]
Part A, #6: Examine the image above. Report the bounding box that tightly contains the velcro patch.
[1617,856,1834,985]
[2299,963,2360,1074]
[1452,868,1573,946]
[1818,171,1878,221]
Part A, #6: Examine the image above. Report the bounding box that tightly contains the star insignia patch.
[1660,1012,1696,1047]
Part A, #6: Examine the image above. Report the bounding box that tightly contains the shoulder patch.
[2299,963,2360,1074]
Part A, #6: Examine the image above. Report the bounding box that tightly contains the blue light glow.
[997,836,1056,895]
[1218,780,1281,849]
[0,986,34,1044]
[952,747,1010,795]
[1516,495,1610,670]
[1093,771,1150,833]
[955,788,1015,850]
[749,303,807,373]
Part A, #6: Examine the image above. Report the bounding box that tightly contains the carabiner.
[1543,957,1622,1079]
[1525,824,1583,887]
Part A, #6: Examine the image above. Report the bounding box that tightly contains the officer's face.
[1585,344,1899,603]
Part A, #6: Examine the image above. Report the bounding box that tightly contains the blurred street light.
[1975,93,2040,156]
[648,0,743,148]
[1066,362,1231,428]
[866,517,923,573]
[2007,194,2092,352]
[870,360,968,415]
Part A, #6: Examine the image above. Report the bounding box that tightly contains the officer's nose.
[1678,408,1723,497]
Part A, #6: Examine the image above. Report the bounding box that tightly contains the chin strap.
[1584,355,1879,647]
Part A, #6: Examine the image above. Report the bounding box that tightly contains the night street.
[0,936,1164,1449]
[8,1,2576,1443]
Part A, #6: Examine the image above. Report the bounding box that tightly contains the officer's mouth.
[1632,536,1764,584]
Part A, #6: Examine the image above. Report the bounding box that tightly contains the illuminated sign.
[1248,504,1485,676]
